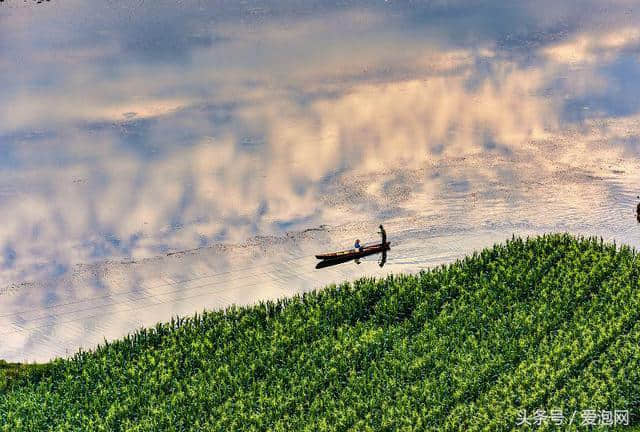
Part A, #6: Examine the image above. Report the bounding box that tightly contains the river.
[1,0,639,361]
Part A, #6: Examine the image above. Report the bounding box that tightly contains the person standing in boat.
[379,224,386,245]
[354,239,363,252]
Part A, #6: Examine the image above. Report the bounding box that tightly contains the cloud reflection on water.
[1,0,640,361]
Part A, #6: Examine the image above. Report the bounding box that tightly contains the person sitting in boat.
[354,239,363,252]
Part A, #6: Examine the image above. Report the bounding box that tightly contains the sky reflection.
[1,0,639,361]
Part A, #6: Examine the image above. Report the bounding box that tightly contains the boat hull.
[315,242,390,261]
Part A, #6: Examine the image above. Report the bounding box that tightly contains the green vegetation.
[1,234,639,431]
[0,361,52,393]
[0,360,28,388]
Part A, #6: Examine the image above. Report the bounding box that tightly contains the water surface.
[1,0,639,361]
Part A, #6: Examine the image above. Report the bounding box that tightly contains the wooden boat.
[315,241,390,261]
[316,247,388,269]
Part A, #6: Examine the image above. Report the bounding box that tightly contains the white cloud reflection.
[1,0,640,361]
[544,26,640,65]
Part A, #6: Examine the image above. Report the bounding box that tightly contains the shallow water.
[1,0,639,361]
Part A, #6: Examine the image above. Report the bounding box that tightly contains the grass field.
[1,234,640,431]
[0,361,52,393]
